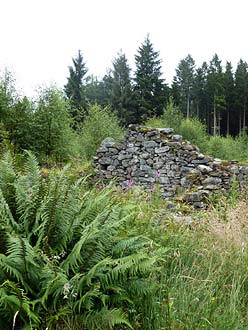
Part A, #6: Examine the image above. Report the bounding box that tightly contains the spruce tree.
[64,50,88,122]
[223,62,235,135]
[173,54,195,118]
[134,35,167,122]
[234,59,248,133]
[192,62,208,121]
[110,51,134,125]
[206,54,224,135]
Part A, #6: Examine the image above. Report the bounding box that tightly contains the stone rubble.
[93,125,248,208]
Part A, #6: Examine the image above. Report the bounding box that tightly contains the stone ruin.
[93,125,248,208]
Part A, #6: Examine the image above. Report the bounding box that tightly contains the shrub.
[80,104,123,160]
[146,98,183,132]
[207,134,248,161]
[178,118,209,152]
[32,86,79,161]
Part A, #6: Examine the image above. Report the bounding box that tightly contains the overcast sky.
[1,0,248,96]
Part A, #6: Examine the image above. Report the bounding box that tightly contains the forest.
[1,35,248,330]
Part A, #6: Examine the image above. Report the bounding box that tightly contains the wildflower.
[127,178,134,189]
[210,296,217,303]
[63,283,71,299]
[155,169,161,179]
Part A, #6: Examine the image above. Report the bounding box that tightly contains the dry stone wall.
[93,125,248,208]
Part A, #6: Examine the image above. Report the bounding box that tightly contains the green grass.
[122,187,248,330]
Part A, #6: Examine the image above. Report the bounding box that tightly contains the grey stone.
[97,146,108,153]
[158,128,174,134]
[101,137,116,148]
[173,215,193,225]
[159,176,169,184]
[182,192,202,202]
[213,158,222,165]
[99,157,112,165]
[107,165,115,171]
[155,146,170,154]
[198,165,213,173]
[140,152,150,159]
[202,177,222,185]
[143,141,158,148]
[140,165,152,172]
[229,165,239,174]
[172,135,183,142]
[192,159,210,164]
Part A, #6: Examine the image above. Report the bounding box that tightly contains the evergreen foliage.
[64,50,88,122]
[110,51,135,125]
[172,54,195,118]
[134,35,167,122]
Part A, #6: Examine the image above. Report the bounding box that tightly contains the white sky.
[1,0,248,96]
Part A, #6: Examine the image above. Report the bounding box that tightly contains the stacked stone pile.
[93,125,248,208]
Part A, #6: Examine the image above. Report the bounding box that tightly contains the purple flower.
[127,178,134,188]
[155,170,161,178]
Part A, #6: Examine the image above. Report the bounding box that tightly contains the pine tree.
[206,54,224,135]
[134,35,167,122]
[234,59,248,133]
[173,54,195,119]
[110,51,134,125]
[192,62,208,121]
[223,62,235,135]
[85,75,107,106]
[64,50,88,122]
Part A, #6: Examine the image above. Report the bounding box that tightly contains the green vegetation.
[146,100,248,162]
[1,34,248,329]
[0,152,165,329]
[79,104,123,160]
[1,152,248,329]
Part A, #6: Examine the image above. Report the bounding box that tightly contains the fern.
[0,151,165,329]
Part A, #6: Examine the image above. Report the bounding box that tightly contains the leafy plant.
[0,151,162,329]
[79,104,123,160]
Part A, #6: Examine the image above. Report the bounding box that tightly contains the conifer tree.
[134,35,167,122]
[223,62,235,135]
[234,59,248,133]
[110,51,134,125]
[173,54,195,118]
[206,54,224,135]
[64,50,88,122]
[192,62,208,121]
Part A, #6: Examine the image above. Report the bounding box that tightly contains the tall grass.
[126,189,248,329]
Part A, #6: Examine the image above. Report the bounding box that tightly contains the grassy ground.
[120,187,248,330]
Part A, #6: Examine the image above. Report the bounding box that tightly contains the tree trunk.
[186,92,190,119]
[226,108,229,136]
[218,110,221,135]
[243,103,246,131]
[239,109,242,134]
[196,102,199,119]
[213,95,217,136]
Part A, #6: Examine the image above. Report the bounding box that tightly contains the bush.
[146,98,183,132]
[80,104,123,160]
[207,134,248,161]
[178,118,209,152]
[32,86,79,161]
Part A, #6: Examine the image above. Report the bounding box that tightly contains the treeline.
[65,36,248,136]
[1,35,248,162]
